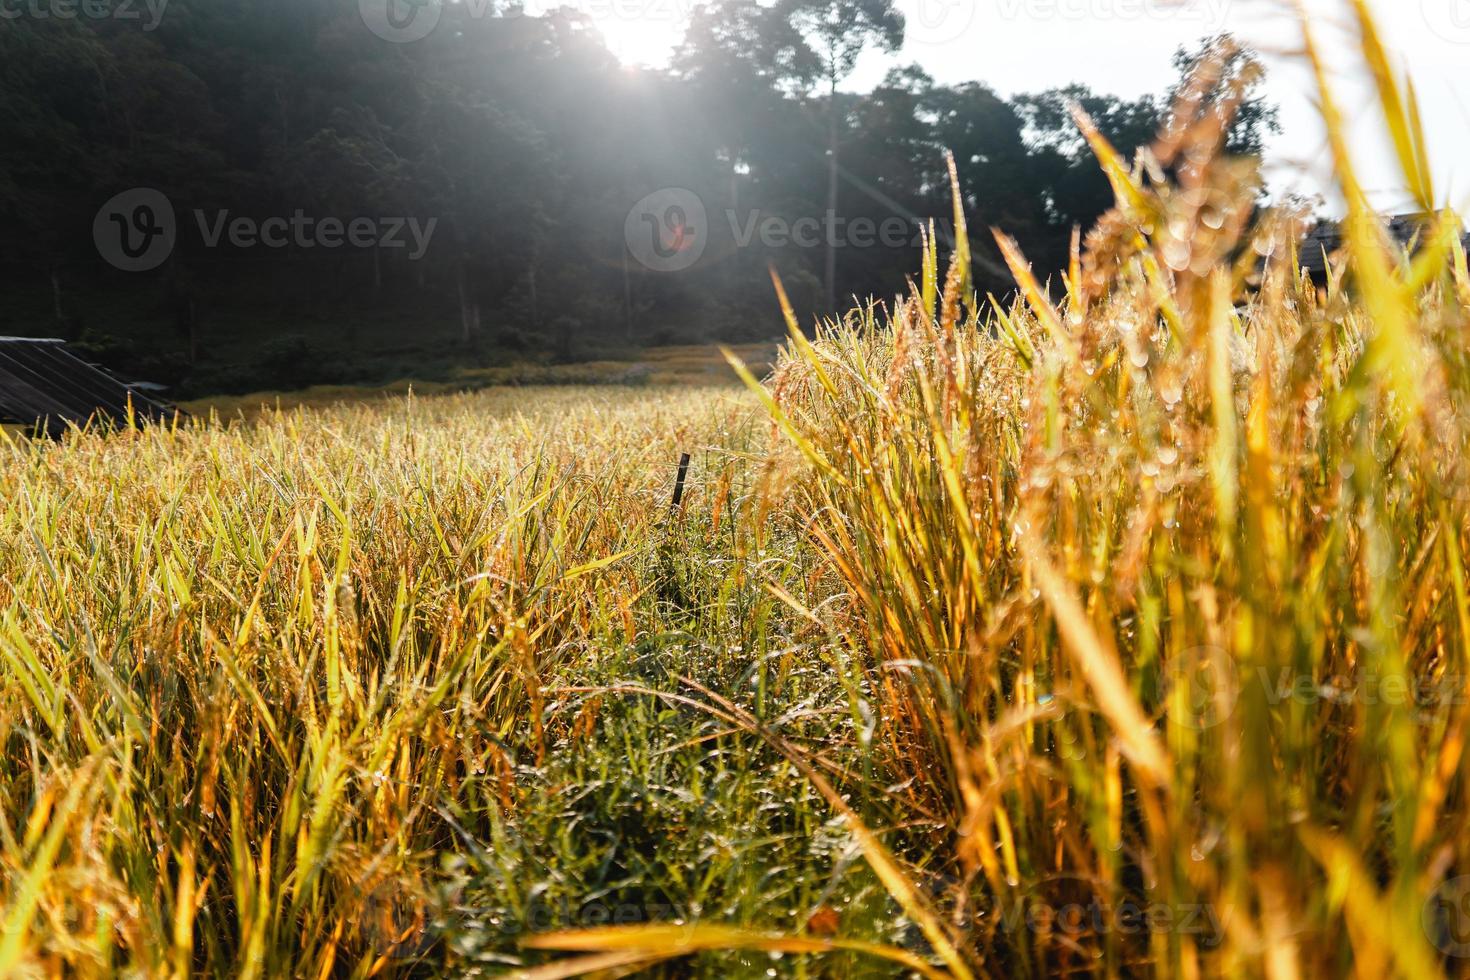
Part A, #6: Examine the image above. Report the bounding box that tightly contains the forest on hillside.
[0,0,1276,395]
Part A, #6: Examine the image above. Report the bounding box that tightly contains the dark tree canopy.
[0,1,1278,395]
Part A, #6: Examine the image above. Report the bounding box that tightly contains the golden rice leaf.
[721,346,847,488]
[921,219,939,322]
[510,949,672,980]
[1207,269,1240,537]
[1070,102,1150,216]
[520,914,954,977]
[1299,11,1424,425]
[1348,0,1435,210]
[1298,827,1442,980]
[1022,537,1170,787]
[944,150,974,319]
[560,549,634,583]
[993,230,1076,361]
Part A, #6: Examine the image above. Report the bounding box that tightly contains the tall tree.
[1016,34,1278,240]
[1166,34,1280,158]
[675,0,805,217]
[771,0,903,312]
[0,0,1281,393]
[1014,85,1162,233]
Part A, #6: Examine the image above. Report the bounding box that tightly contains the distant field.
[182,343,779,418]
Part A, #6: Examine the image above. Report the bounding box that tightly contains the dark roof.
[1301,214,1470,278]
[0,338,177,437]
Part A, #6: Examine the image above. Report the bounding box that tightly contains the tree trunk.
[824,82,839,315]
[527,260,538,329]
[457,256,480,345]
[50,269,68,335]
[622,249,634,344]
[729,155,741,285]
[187,300,199,366]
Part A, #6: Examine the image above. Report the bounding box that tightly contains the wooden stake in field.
[670,452,691,512]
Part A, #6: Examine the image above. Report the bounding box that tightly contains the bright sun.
[588,6,687,67]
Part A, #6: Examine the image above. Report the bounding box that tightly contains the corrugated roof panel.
[1,346,102,419]
[0,338,176,436]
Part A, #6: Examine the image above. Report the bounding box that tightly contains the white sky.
[589,0,1470,215]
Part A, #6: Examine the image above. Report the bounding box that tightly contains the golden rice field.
[4,3,1470,977]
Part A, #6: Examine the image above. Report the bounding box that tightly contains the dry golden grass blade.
[921,219,940,321]
[1405,210,1466,293]
[1207,269,1240,539]
[1021,535,1169,788]
[993,230,1076,362]
[1297,5,1426,425]
[521,924,954,979]
[1298,828,1443,980]
[722,346,847,488]
[767,266,847,405]
[0,760,99,973]
[1346,0,1436,210]
[509,949,674,979]
[1069,102,1150,217]
[989,293,1037,368]
[1066,224,1085,321]
[945,150,974,318]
